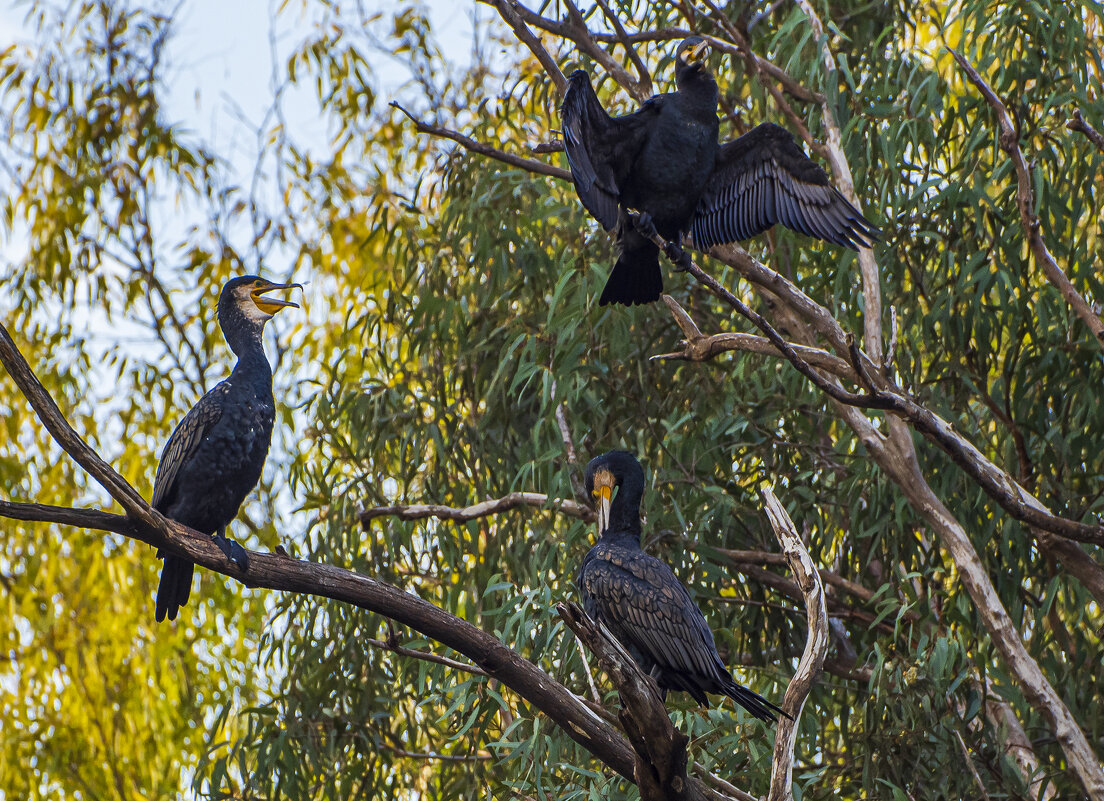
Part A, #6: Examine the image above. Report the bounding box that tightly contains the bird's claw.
[214,534,250,572]
[632,212,657,239]
[664,241,693,271]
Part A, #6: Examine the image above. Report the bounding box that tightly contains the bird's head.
[221,275,302,321]
[218,276,302,353]
[675,36,711,70]
[584,450,644,535]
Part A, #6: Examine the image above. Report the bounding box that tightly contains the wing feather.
[690,122,880,251]
[151,384,227,510]
[580,547,724,682]
[560,69,660,232]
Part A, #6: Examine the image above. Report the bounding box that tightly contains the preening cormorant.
[152,276,300,622]
[579,450,784,722]
[561,36,880,306]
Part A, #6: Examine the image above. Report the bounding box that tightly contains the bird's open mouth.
[251,282,303,314]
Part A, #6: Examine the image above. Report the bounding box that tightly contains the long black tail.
[155,552,194,622]
[723,678,789,723]
[600,225,663,306]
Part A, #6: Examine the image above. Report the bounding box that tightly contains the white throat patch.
[237,288,274,324]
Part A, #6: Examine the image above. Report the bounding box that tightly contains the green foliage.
[0,0,1101,799]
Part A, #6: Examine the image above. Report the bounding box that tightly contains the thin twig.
[1067,108,1104,154]
[486,0,567,95]
[592,0,651,94]
[574,636,602,703]
[364,635,490,677]
[359,491,594,527]
[376,738,493,762]
[954,730,992,801]
[883,305,898,378]
[390,102,571,181]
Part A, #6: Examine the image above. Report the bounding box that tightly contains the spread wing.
[690,122,880,250]
[560,69,661,231]
[151,383,227,510]
[580,546,724,682]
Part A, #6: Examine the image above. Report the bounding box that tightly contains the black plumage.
[561,36,880,306]
[579,450,783,722]
[152,276,300,622]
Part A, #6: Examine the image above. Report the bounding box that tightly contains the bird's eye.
[253,279,263,287]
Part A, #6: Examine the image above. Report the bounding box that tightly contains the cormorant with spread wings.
[561,36,879,306]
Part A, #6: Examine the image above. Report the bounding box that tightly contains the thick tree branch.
[650,245,1104,547]
[359,492,594,527]
[1067,108,1104,154]
[0,492,648,781]
[653,294,856,379]
[390,102,571,181]
[951,50,1104,349]
[0,331,657,789]
[761,489,828,801]
[713,546,874,605]
[557,602,749,801]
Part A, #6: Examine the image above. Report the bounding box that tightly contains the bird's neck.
[228,332,272,388]
[606,484,643,539]
[676,67,718,110]
[600,527,642,550]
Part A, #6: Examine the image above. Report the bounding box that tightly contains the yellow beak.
[685,39,710,64]
[252,281,303,315]
[594,484,612,534]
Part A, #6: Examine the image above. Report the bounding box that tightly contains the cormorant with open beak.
[151,276,301,622]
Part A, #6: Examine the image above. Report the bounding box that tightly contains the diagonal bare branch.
[951,49,1104,349]
[390,102,571,181]
[483,0,567,96]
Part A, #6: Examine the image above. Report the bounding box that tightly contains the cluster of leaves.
[0,0,1101,799]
